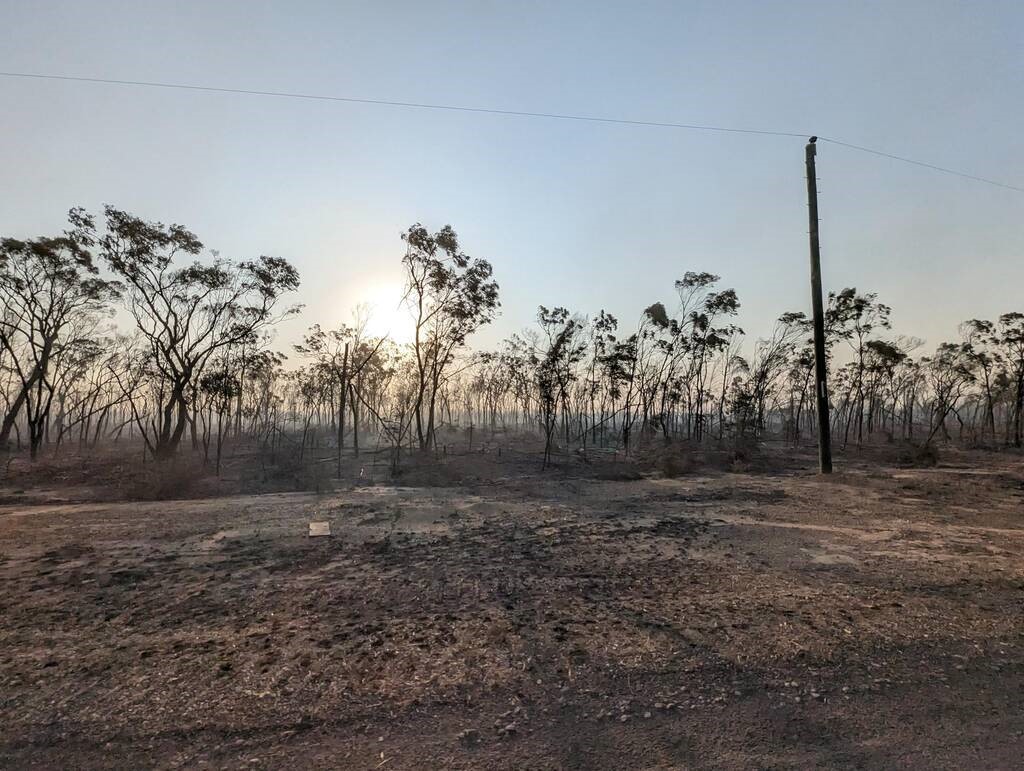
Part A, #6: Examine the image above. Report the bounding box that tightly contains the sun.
[358,280,416,345]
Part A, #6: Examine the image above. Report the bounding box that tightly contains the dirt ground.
[1,446,1023,769]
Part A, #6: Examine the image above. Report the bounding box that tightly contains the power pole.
[805,136,833,473]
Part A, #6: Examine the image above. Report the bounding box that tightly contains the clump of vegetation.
[896,442,940,468]
[654,447,696,478]
[124,458,211,500]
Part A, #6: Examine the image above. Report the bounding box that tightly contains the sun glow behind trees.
[357,279,416,345]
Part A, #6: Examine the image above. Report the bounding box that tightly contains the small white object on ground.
[308,521,331,537]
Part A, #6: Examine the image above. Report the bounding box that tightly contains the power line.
[818,137,1024,193]
[0,71,805,138]
[2,70,1022,193]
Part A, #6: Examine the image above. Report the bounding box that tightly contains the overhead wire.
[1,70,1021,193]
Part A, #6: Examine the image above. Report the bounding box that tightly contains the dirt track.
[1,453,1023,769]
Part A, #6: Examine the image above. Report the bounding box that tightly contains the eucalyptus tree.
[681,282,741,440]
[534,306,587,467]
[80,206,300,458]
[496,334,536,431]
[922,342,976,445]
[472,347,521,433]
[584,310,618,444]
[712,333,747,441]
[296,319,389,473]
[862,339,908,438]
[783,346,814,442]
[827,288,892,445]
[401,224,499,450]
[0,227,120,457]
[198,367,240,475]
[241,350,286,442]
[603,332,640,453]
[637,273,741,441]
[958,320,1002,442]
[994,313,1024,446]
[50,337,131,450]
[739,312,806,438]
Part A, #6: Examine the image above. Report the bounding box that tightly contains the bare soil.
[1,446,1023,769]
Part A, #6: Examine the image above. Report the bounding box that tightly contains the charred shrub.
[124,457,210,500]
[658,448,697,478]
[896,442,940,468]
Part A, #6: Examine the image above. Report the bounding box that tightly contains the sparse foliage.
[4,208,1024,473]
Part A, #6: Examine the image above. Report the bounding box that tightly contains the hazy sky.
[2,0,1022,351]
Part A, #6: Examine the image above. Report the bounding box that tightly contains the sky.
[1,0,1022,353]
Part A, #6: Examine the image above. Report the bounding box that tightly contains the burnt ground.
[1,447,1023,769]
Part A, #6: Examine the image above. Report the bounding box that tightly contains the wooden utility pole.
[805,137,833,473]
